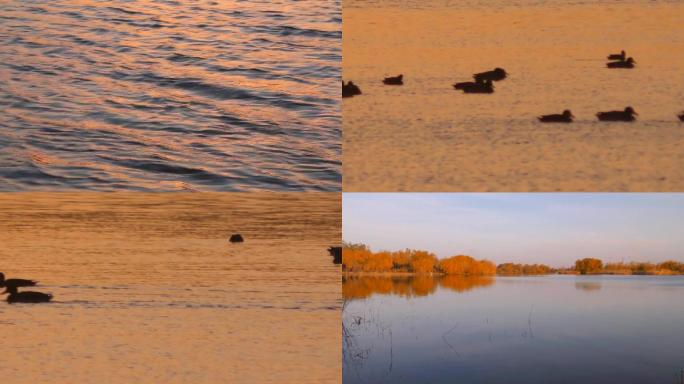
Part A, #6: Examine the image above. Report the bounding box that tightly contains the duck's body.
[607,57,636,68]
[3,286,52,304]
[229,233,244,243]
[461,80,494,94]
[607,50,626,61]
[473,68,507,82]
[538,110,574,123]
[342,81,362,98]
[678,112,684,122]
[597,107,638,122]
[382,74,403,85]
[453,81,477,90]
[0,273,37,289]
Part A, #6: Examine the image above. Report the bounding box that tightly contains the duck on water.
[382,74,403,85]
[0,272,37,289]
[3,285,52,304]
[538,110,574,123]
[607,50,626,61]
[678,112,684,122]
[474,67,507,82]
[454,79,494,94]
[607,57,636,68]
[597,107,638,122]
[342,81,362,98]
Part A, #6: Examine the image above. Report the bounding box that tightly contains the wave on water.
[0,0,341,191]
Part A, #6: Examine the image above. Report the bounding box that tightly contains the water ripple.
[0,0,341,191]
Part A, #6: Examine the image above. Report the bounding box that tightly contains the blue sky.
[343,194,684,267]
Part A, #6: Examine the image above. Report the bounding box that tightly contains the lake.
[343,0,684,192]
[0,193,341,383]
[343,274,684,384]
[0,0,340,191]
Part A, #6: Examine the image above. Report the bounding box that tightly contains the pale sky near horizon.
[342,194,684,267]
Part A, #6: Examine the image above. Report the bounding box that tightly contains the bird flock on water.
[343,50,684,122]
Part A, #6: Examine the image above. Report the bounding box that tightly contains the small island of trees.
[342,243,684,276]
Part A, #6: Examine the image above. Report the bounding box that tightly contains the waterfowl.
[473,68,507,82]
[453,80,478,90]
[0,272,37,289]
[607,57,636,68]
[607,50,626,61]
[597,107,638,122]
[461,79,494,94]
[538,110,574,123]
[342,81,362,98]
[678,112,684,122]
[3,285,52,304]
[229,234,244,243]
[382,74,403,85]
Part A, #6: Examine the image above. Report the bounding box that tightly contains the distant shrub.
[575,258,603,275]
[496,263,552,275]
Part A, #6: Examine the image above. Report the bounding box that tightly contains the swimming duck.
[461,79,494,94]
[342,81,362,98]
[607,50,626,61]
[678,112,684,122]
[453,80,478,90]
[607,57,636,68]
[538,110,574,123]
[0,272,37,289]
[473,68,507,82]
[597,107,638,121]
[229,233,244,243]
[382,74,403,85]
[3,285,52,304]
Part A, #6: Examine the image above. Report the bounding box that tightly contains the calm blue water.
[0,0,340,191]
[343,275,684,384]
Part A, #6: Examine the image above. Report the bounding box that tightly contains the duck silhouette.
[678,112,684,122]
[460,79,494,94]
[607,50,626,61]
[342,81,362,98]
[0,272,37,289]
[3,285,52,304]
[607,57,636,68]
[538,110,574,123]
[229,233,244,243]
[382,74,403,85]
[453,80,478,90]
[473,68,507,82]
[597,107,638,121]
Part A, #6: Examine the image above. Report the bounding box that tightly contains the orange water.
[0,193,340,383]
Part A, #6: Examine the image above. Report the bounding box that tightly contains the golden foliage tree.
[575,258,603,275]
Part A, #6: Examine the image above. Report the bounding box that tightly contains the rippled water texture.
[0,193,341,383]
[343,0,684,191]
[0,1,340,191]
[343,275,684,384]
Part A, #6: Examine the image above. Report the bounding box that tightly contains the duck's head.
[625,106,637,115]
[563,110,574,118]
[626,57,636,64]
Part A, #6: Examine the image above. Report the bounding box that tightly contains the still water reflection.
[343,275,684,384]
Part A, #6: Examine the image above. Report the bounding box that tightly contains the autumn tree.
[409,250,437,273]
[575,258,603,275]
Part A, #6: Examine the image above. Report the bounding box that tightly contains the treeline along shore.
[342,243,684,276]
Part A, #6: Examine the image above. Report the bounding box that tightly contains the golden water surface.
[344,1,684,191]
[0,193,340,383]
